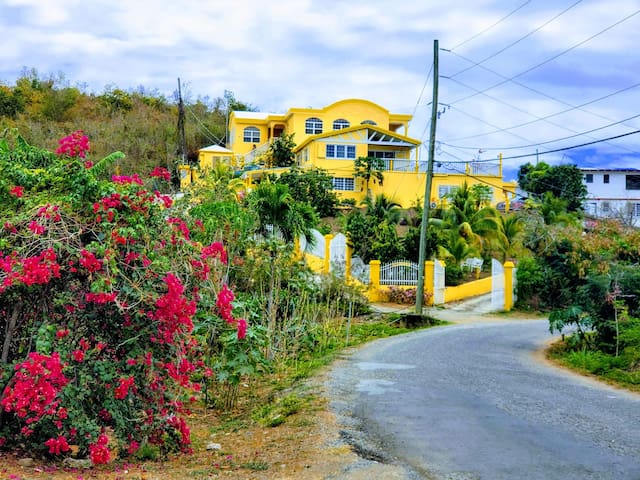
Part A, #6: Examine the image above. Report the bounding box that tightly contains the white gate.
[491,259,504,311]
[433,260,446,305]
[350,256,369,284]
[330,233,347,276]
[305,229,326,257]
[380,260,419,286]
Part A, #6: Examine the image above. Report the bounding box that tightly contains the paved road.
[328,320,640,480]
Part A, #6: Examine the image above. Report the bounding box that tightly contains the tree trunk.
[1,301,21,364]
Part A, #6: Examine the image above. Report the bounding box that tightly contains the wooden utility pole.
[416,39,439,314]
[176,78,187,165]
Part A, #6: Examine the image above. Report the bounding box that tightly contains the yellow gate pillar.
[504,261,515,311]
[323,234,333,274]
[425,260,435,306]
[369,260,381,302]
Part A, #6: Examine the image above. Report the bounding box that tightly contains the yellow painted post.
[293,237,301,260]
[425,261,435,306]
[345,240,353,281]
[323,234,333,274]
[504,261,515,311]
[370,260,381,302]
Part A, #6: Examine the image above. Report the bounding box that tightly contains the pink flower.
[89,434,111,465]
[114,376,135,400]
[28,221,46,235]
[56,130,90,158]
[237,318,248,340]
[71,350,84,362]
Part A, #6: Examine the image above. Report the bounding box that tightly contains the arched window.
[243,126,260,143]
[305,117,323,134]
[361,120,377,126]
[333,118,350,130]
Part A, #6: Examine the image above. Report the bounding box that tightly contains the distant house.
[580,167,640,225]
[195,98,517,208]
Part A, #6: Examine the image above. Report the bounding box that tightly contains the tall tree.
[517,162,587,212]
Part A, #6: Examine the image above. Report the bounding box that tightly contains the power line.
[412,63,434,119]
[449,0,532,51]
[450,8,640,105]
[446,0,584,78]
[446,80,640,142]
[442,113,640,151]
[185,105,225,146]
[501,129,640,160]
[446,104,538,145]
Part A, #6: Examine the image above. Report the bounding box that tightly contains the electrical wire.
[501,129,640,160]
[412,64,434,119]
[446,0,584,78]
[450,8,640,105]
[448,0,532,51]
[446,80,640,142]
[186,106,225,146]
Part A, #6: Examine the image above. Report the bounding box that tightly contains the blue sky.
[1,0,639,181]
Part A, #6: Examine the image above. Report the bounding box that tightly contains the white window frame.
[305,117,323,134]
[438,185,456,198]
[243,126,260,143]
[326,144,356,159]
[333,118,350,130]
[332,177,355,191]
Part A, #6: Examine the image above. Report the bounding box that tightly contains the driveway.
[327,308,640,479]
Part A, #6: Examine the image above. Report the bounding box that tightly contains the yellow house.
[198,98,517,207]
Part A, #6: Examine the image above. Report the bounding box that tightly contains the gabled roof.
[199,144,233,153]
[293,125,421,152]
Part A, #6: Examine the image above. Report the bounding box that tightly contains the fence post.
[345,239,352,280]
[369,260,381,302]
[504,261,515,311]
[293,237,302,260]
[425,260,435,306]
[323,233,333,274]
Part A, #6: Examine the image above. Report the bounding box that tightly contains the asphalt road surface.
[328,320,640,480]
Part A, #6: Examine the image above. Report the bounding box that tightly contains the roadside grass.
[547,340,640,394]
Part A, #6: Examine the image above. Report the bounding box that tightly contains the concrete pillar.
[425,260,435,306]
[323,234,333,274]
[369,260,381,302]
[504,261,515,311]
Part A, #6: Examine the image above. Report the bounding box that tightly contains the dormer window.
[333,119,350,130]
[305,117,323,134]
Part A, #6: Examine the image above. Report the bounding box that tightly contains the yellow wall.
[443,276,493,303]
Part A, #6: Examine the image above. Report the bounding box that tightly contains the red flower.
[114,376,135,400]
[71,350,84,362]
[9,186,24,198]
[28,221,46,235]
[44,436,70,455]
[149,166,171,181]
[237,318,248,340]
[56,130,90,158]
[89,434,111,465]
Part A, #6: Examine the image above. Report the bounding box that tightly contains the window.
[361,120,377,126]
[333,118,350,130]
[603,174,610,184]
[438,185,456,198]
[369,151,395,159]
[332,177,355,191]
[326,144,356,159]
[601,201,610,213]
[585,173,593,183]
[626,175,640,190]
[633,203,640,217]
[243,126,260,143]
[305,117,323,134]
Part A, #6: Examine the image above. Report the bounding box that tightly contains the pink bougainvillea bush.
[0,131,248,462]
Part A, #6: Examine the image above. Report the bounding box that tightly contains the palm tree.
[248,180,317,243]
[362,193,402,224]
[495,214,523,262]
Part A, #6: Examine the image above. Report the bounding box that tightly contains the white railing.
[380,260,419,286]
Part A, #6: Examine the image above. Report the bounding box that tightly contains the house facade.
[581,168,640,225]
[197,98,517,208]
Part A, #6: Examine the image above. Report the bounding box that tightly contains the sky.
[1,0,639,181]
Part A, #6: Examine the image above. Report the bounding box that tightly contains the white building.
[580,168,640,225]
